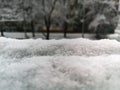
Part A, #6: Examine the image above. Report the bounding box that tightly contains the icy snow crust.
[0,37,120,90]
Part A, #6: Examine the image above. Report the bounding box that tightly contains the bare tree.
[40,0,58,39]
[88,0,119,39]
[17,0,36,38]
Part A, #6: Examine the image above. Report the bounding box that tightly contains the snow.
[107,33,120,41]
[1,32,96,39]
[89,14,106,29]
[0,37,120,57]
[107,20,120,41]
[89,14,110,30]
[0,37,120,90]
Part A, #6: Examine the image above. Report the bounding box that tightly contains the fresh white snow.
[0,37,120,57]
[0,37,120,90]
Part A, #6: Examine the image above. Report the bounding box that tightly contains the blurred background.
[0,0,119,39]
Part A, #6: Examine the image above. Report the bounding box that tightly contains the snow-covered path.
[0,37,120,90]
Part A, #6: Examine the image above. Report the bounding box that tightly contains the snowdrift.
[1,56,120,90]
[0,37,120,58]
[0,37,120,90]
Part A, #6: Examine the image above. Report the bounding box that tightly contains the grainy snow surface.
[0,37,120,90]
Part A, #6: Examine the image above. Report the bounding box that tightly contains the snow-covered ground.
[1,30,120,41]
[1,37,120,57]
[107,21,120,41]
[0,37,120,90]
[1,32,96,39]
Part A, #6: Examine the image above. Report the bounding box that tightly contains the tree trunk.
[31,21,35,37]
[82,22,85,38]
[46,26,50,40]
[1,30,4,36]
[64,29,67,38]
[44,16,51,40]
[23,23,28,38]
[24,29,28,38]
[64,21,68,38]
[1,23,4,36]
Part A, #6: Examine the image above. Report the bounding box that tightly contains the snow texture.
[0,37,120,58]
[0,37,120,90]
